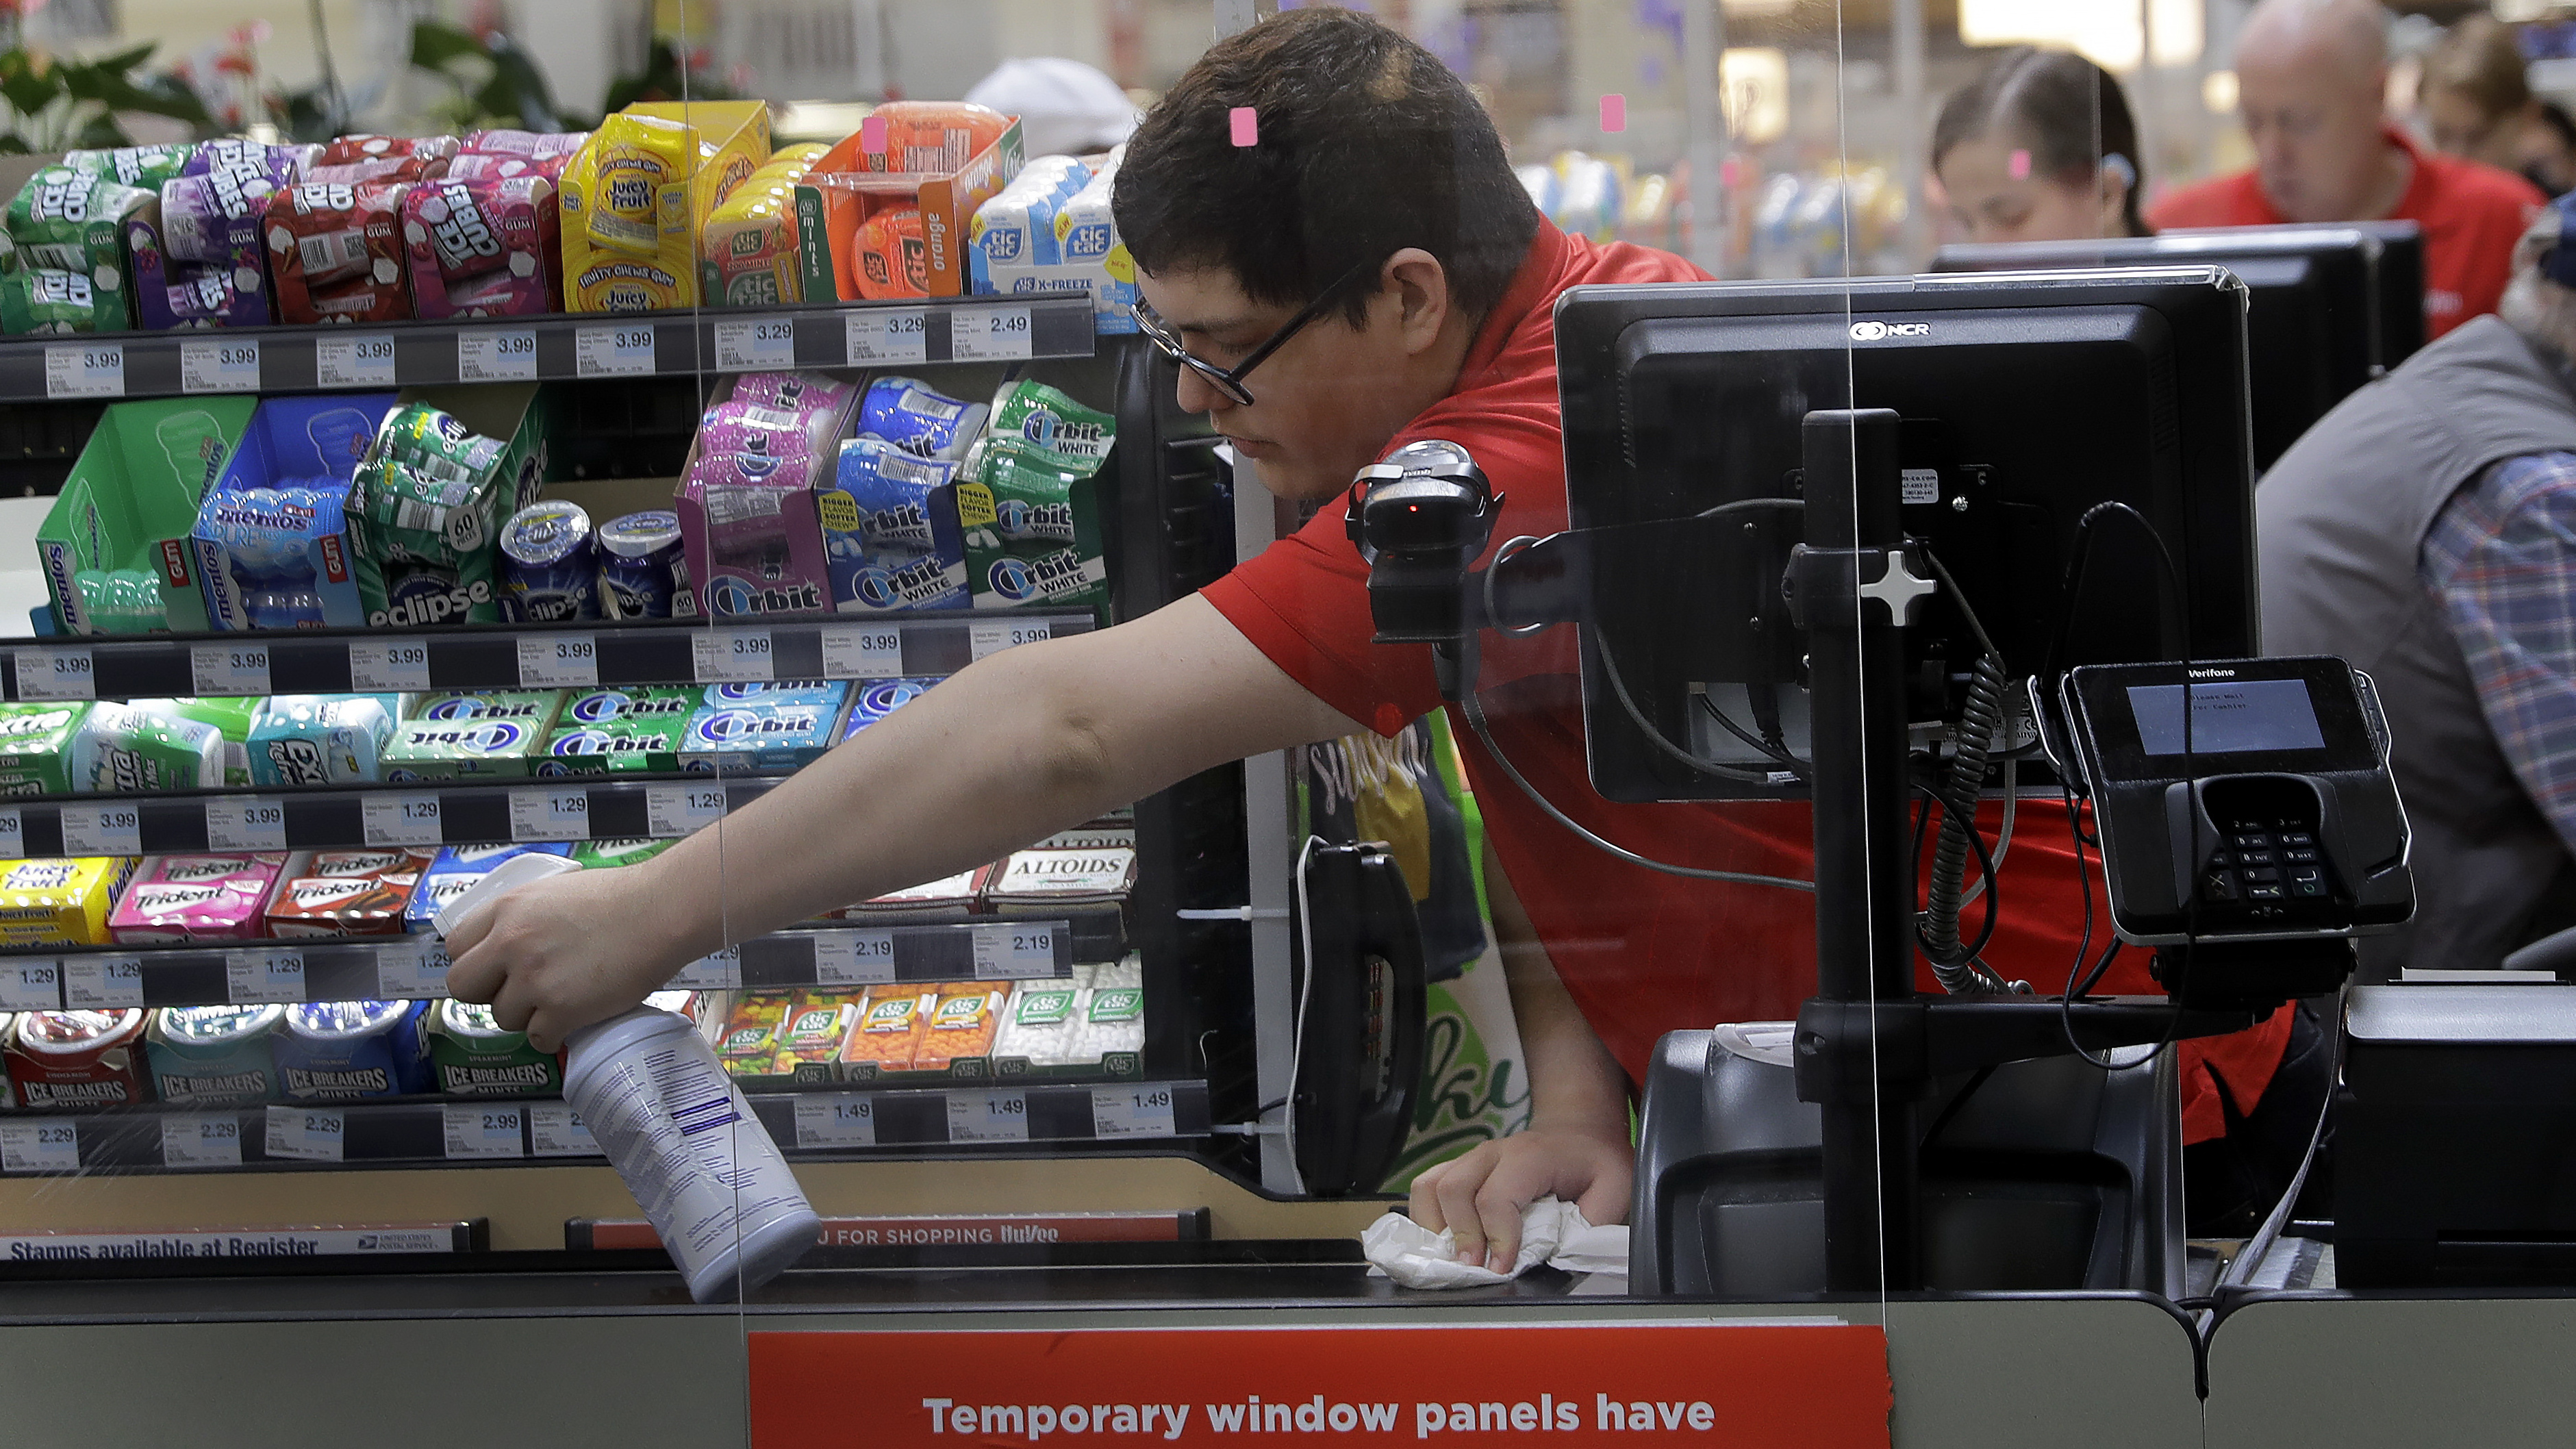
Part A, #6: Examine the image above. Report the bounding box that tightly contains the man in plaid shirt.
[2263,190,2576,979]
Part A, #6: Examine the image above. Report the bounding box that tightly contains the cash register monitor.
[1934,228,2392,470]
[1551,266,2258,804]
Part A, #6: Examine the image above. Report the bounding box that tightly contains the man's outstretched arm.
[446,594,1367,1049]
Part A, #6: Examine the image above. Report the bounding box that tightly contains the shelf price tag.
[972,922,1057,980]
[577,324,656,377]
[812,929,896,987]
[361,793,442,848]
[444,1102,525,1159]
[846,308,928,366]
[60,802,141,857]
[516,633,598,688]
[376,936,450,1000]
[691,627,775,683]
[669,946,741,990]
[44,342,124,399]
[316,332,398,388]
[0,807,21,861]
[160,1113,244,1168]
[264,1105,345,1163]
[62,955,143,1009]
[206,797,288,852]
[457,328,539,382]
[969,618,1052,662]
[188,641,270,697]
[794,1094,877,1149]
[946,1089,1030,1144]
[820,624,902,679]
[528,1102,599,1157]
[349,637,433,692]
[179,336,261,393]
[226,946,305,1004]
[1091,1085,1177,1139]
[16,646,94,701]
[716,316,798,370]
[950,304,1035,362]
[644,782,727,838]
[0,1119,79,1174]
[0,958,57,1011]
[509,787,592,842]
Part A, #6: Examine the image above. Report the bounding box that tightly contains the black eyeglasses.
[1130,260,1379,407]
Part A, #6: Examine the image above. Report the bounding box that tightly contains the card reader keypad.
[2204,822,2332,907]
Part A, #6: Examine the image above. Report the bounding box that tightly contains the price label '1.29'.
[510,788,591,842]
[645,782,727,838]
[362,794,442,848]
[63,955,143,1010]
[0,958,58,1011]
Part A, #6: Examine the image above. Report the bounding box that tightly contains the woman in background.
[1933,47,2150,243]
[2421,16,2545,182]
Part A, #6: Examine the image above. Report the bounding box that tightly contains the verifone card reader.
[2059,655,2412,946]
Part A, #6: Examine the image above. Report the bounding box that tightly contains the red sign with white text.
[749,1323,1890,1449]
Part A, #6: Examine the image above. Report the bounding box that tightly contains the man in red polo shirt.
[2152,0,2543,337]
[449,8,2306,1272]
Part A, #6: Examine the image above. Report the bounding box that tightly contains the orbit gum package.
[820,439,968,614]
[266,180,414,325]
[671,373,855,618]
[537,685,698,775]
[402,175,562,318]
[954,440,1109,612]
[679,686,848,772]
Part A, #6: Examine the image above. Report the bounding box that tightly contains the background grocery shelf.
[1,612,1091,703]
[0,295,1099,406]
[0,1077,1207,1172]
[0,918,1082,1011]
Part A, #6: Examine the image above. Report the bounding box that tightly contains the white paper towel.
[1361,1197,1630,1288]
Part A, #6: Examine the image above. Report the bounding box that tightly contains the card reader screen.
[2126,678,2327,755]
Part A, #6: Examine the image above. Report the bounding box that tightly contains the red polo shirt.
[2149,125,2545,338]
[1201,219,2289,1143]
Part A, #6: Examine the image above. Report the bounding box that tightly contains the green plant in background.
[603,38,744,111]
[0,42,210,153]
[410,21,587,135]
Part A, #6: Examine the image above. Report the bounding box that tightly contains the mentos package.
[840,677,937,740]
[265,180,414,325]
[145,1004,283,1107]
[109,853,288,944]
[247,694,394,786]
[536,685,697,775]
[402,175,561,318]
[345,405,513,628]
[70,701,225,791]
[192,394,394,631]
[820,438,966,614]
[856,375,987,462]
[0,857,138,947]
[0,703,88,795]
[680,690,847,772]
[405,842,574,931]
[273,998,433,1098]
[968,155,1091,286]
[0,268,127,333]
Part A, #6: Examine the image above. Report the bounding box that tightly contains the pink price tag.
[1600,93,1626,133]
[1230,106,1259,147]
[862,114,887,154]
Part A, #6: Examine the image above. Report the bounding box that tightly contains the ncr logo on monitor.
[1849,320,1931,340]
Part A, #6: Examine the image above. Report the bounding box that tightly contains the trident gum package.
[266,180,414,325]
[108,853,289,944]
[264,848,430,938]
[402,175,561,319]
[404,842,573,931]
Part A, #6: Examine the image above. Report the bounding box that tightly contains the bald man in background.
[2153,0,2543,337]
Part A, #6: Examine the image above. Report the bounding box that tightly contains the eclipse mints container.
[598,510,687,620]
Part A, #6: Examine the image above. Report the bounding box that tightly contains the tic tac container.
[5,1008,151,1108]
[499,500,601,623]
[598,510,688,620]
[145,1004,283,1106]
[564,1005,821,1302]
[273,999,432,1098]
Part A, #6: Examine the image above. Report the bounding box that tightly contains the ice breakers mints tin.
[273,999,432,1098]
[5,1008,151,1107]
[499,500,601,622]
[429,998,564,1096]
[599,509,689,619]
[146,1004,283,1106]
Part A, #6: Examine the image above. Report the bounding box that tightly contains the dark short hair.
[1112,7,1539,327]
[1934,46,2150,238]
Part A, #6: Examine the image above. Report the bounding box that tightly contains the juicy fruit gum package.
[0,857,139,947]
[346,403,512,628]
[403,175,561,318]
[954,380,1118,610]
[559,103,768,312]
[266,180,414,325]
[109,852,289,944]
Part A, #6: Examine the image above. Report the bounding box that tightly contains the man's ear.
[1382,247,1453,356]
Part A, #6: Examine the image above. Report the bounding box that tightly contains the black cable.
[2041,501,2190,685]
[1697,690,1810,776]
[1920,1063,1997,1149]
[1595,632,1791,784]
